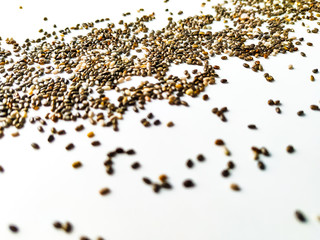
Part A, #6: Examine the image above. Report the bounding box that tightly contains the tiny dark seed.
[147,113,154,119]
[80,236,91,240]
[248,124,257,129]
[154,119,161,125]
[186,159,194,168]
[127,149,136,155]
[31,143,40,150]
[91,141,101,146]
[53,221,62,229]
[131,162,141,169]
[286,145,295,153]
[275,107,281,114]
[312,69,318,73]
[37,126,44,133]
[230,183,241,191]
[197,154,205,162]
[99,187,111,196]
[57,130,66,135]
[48,134,55,143]
[142,177,152,185]
[297,110,305,116]
[152,184,161,193]
[202,94,209,100]
[220,79,228,84]
[115,148,124,154]
[65,143,75,151]
[310,105,319,110]
[227,161,235,169]
[0,165,4,173]
[221,169,230,177]
[268,99,274,106]
[162,182,172,189]
[257,161,265,170]
[167,121,174,127]
[72,161,82,169]
[300,52,306,57]
[9,225,19,233]
[243,63,250,68]
[183,179,195,188]
[75,124,84,131]
[295,210,307,222]
[64,222,73,233]
[215,139,225,146]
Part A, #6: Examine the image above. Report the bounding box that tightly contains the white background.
[0,0,320,239]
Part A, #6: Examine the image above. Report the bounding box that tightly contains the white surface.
[0,0,320,239]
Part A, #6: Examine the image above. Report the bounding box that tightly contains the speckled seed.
[230,183,241,191]
[72,161,82,168]
[31,143,40,150]
[99,187,111,196]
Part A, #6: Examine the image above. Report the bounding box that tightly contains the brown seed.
[310,75,315,81]
[126,149,136,155]
[159,174,168,182]
[295,210,307,222]
[310,105,319,110]
[224,147,231,156]
[268,99,275,106]
[297,110,305,116]
[227,161,235,169]
[115,147,124,154]
[80,236,90,240]
[53,221,62,229]
[288,64,294,70]
[275,107,281,114]
[248,124,257,130]
[221,169,230,177]
[131,162,141,169]
[31,143,40,150]
[75,124,84,131]
[142,177,152,185]
[154,119,161,125]
[11,132,20,137]
[72,161,82,169]
[63,222,73,233]
[197,154,205,162]
[167,121,174,127]
[186,159,194,168]
[57,130,66,135]
[257,161,265,170]
[183,179,195,188]
[0,165,4,173]
[215,139,225,146]
[48,134,55,143]
[87,131,95,138]
[286,145,295,153]
[99,187,111,196]
[202,94,209,101]
[65,143,75,151]
[91,141,101,146]
[230,183,241,191]
[147,113,154,119]
[152,183,161,193]
[220,79,228,84]
[9,225,19,233]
